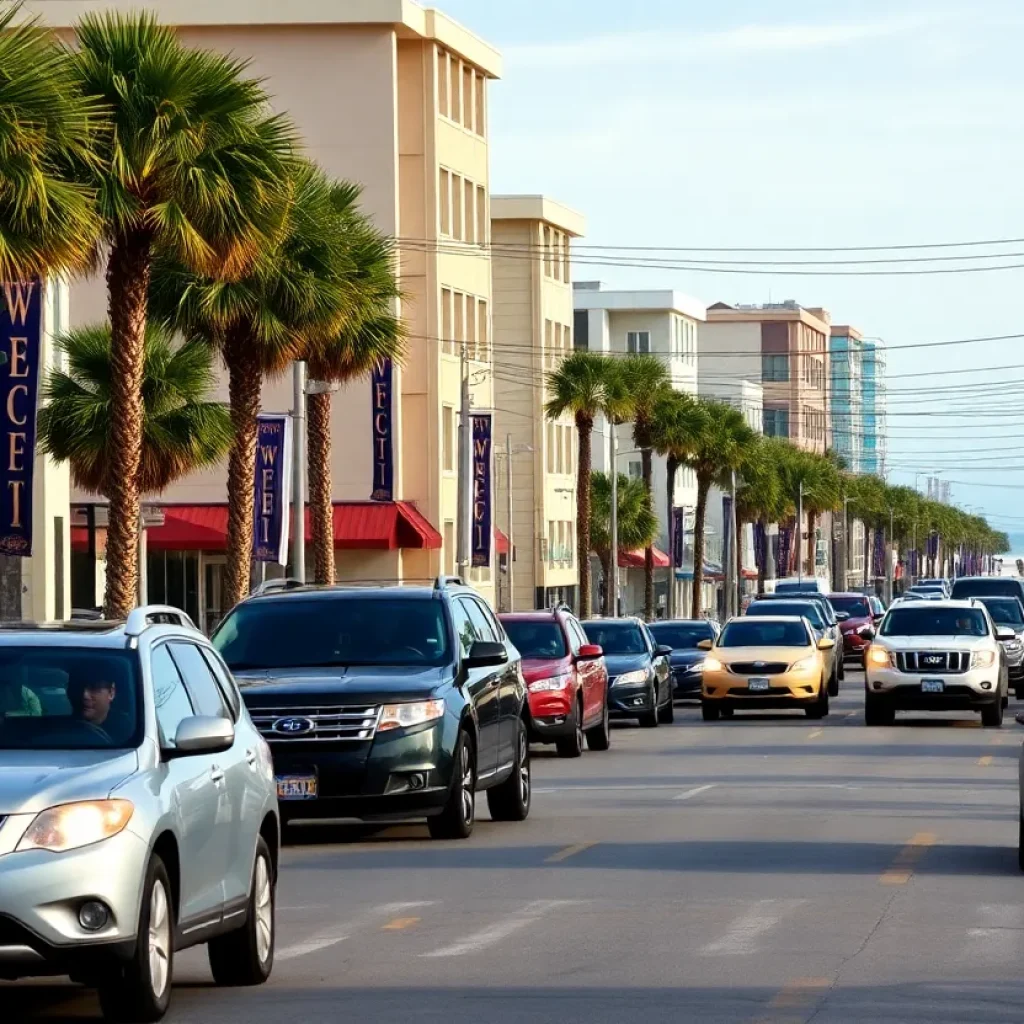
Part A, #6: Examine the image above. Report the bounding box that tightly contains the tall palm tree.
[68,11,295,617]
[546,351,614,619]
[38,323,231,495]
[589,472,658,616]
[736,436,792,592]
[684,400,755,619]
[0,3,99,282]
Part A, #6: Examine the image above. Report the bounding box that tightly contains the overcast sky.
[441,0,1024,540]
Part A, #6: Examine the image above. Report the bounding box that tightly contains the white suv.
[865,599,1010,727]
[0,607,279,1022]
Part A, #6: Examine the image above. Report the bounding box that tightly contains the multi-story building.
[861,339,888,477]
[829,326,865,473]
[573,282,705,617]
[32,0,502,625]
[490,195,586,612]
[700,301,831,455]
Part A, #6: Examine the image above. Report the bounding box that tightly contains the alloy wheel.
[254,855,273,964]
[461,742,475,825]
[518,730,531,806]
[149,879,171,1000]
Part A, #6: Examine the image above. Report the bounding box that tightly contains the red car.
[499,609,611,757]
[828,593,884,661]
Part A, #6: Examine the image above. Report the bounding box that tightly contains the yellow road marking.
[978,755,993,767]
[382,916,420,931]
[952,720,980,729]
[546,841,597,863]
[808,729,824,740]
[880,832,936,885]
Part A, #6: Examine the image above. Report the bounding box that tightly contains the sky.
[439,0,1024,541]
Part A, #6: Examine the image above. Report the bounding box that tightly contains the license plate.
[921,679,945,693]
[748,678,771,692]
[276,775,318,801]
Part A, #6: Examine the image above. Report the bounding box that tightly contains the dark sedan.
[648,619,720,701]
[582,619,673,728]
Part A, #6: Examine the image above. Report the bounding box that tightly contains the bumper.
[527,689,575,742]
[842,632,873,657]
[672,671,704,699]
[703,669,822,704]
[0,823,148,977]
[866,669,1001,710]
[608,684,655,718]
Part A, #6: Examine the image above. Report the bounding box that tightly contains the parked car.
[700,615,834,720]
[774,577,832,595]
[581,619,673,728]
[648,619,720,702]
[498,608,610,757]
[864,599,1009,727]
[0,607,279,1023]
[828,592,882,663]
[950,576,1024,604]
[975,596,1024,698]
[212,577,531,840]
[747,593,844,685]
[917,578,951,596]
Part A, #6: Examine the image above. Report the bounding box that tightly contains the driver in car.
[68,671,118,732]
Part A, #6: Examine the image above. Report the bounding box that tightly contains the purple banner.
[371,359,393,501]
[873,529,886,578]
[927,531,939,558]
[672,507,684,569]
[0,280,42,556]
[471,413,492,568]
[253,415,291,564]
[777,524,792,577]
[754,521,768,574]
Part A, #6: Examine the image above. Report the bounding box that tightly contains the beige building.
[490,196,586,612]
[29,0,502,624]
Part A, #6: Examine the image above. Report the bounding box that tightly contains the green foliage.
[589,471,658,555]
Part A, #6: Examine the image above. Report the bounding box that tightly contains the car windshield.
[829,596,871,617]
[881,607,989,637]
[719,620,810,648]
[583,622,647,655]
[775,582,822,594]
[212,597,451,670]
[747,602,824,628]
[951,579,1020,598]
[648,622,715,648]
[0,648,142,750]
[978,598,1024,627]
[502,620,568,659]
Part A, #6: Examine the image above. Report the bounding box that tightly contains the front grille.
[728,662,789,676]
[248,705,382,743]
[894,651,970,674]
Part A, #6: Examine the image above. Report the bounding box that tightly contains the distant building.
[861,340,888,477]
[829,326,865,473]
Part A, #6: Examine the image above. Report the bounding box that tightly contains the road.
[7,668,1024,1023]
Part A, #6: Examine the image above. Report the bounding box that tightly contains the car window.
[462,599,496,642]
[568,618,587,653]
[198,646,241,719]
[151,645,196,748]
[472,598,504,641]
[748,602,825,629]
[718,620,811,647]
[828,596,871,618]
[642,625,657,652]
[881,607,989,637]
[168,642,231,720]
[979,598,1024,627]
[503,619,568,658]
[648,622,715,648]
[583,622,647,655]
[451,599,480,657]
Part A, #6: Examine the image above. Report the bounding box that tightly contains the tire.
[556,698,585,758]
[428,728,476,840]
[702,703,721,722]
[828,660,840,698]
[208,837,275,987]
[98,856,174,1023]
[806,678,829,720]
[585,699,611,751]
[981,697,1004,728]
[658,694,675,724]
[1018,812,1024,874]
[639,685,659,728]
[487,718,531,822]
[865,693,894,726]
[720,707,735,719]
[838,656,846,682]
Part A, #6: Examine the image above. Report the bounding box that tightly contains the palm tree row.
[3,5,403,615]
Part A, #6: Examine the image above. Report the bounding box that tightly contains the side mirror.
[656,645,673,657]
[873,613,885,622]
[697,639,713,651]
[465,640,508,669]
[817,638,836,650]
[834,611,850,622]
[577,644,603,660]
[997,628,1016,642]
[171,716,234,757]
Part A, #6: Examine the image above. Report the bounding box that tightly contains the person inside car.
[0,677,41,717]
[67,670,131,743]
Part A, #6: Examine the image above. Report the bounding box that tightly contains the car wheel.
[720,707,735,719]
[98,855,174,1023]
[487,718,531,822]
[428,728,476,840]
[585,699,611,751]
[805,677,829,720]
[838,656,845,682]
[864,692,895,726]
[658,694,675,724]
[1018,811,1024,873]
[701,703,720,722]
[981,697,1004,728]
[208,837,275,987]
[556,698,585,758]
[639,684,660,728]
[828,661,840,698]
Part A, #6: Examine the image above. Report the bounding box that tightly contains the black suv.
[211,577,530,840]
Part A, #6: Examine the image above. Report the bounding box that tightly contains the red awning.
[618,547,670,569]
[71,502,442,553]
[495,527,509,556]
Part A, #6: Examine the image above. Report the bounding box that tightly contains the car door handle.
[210,766,226,785]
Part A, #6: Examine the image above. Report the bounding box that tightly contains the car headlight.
[378,699,446,732]
[971,650,997,669]
[791,657,818,673]
[688,661,705,672]
[856,625,875,637]
[703,657,724,673]
[613,669,650,687]
[528,673,573,693]
[17,800,134,854]
[867,646,893,668]
[1004,639,1023,653]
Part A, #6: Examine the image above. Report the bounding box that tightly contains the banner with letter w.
[253,415,292,564]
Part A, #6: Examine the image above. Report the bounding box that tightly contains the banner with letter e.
[370,358,394,501]
[253,414,292,564]
[471,413,493,568]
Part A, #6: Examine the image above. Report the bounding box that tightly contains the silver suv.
[865,599,1010,727]
[0,607,279,1022]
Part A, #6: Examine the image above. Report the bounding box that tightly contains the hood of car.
[669,650,707,668]
[711,646,814,666]
[235,664,446,706]
[603,653,651,677]
[0,749,139,815]
[520,656,573,684]
[838,616,873,633]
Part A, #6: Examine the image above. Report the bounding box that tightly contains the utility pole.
[887,507,895,603]
[456,344,472,578]
[505,432,514,612]
[291,361,307,583]
[727,469,738,617]
[797,481,804,584]
[609,426,618,618]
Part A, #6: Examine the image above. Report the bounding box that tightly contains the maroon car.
[499,609,610,758]
[828,593,883,661]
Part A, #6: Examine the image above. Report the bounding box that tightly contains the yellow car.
[699,615,835,721]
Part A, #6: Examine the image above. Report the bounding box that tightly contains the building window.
[442,288,453,354]
[764,408,790,438]
[462,64,473,129]
[452,174,463,241]
[438,48,450,119]
[574,310,589,351]
[627,331,651,354]
[762,354,789,382]
[478,299,489,359]
[439,169,451,237]
[628,460,642,480]
[476,185,487,245]
[442,406,454,472]
[475,73,486,136]
[464,179,475,244]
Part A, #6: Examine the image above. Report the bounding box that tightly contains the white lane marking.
[422,900,580,958]
[701,900,802,956]
[674,784,717,801]
[277,901,433,962]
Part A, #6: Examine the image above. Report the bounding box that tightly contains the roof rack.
[125,605,198,638]
[434,575,465,591]
[250,578,308,597]
[551,602,573,613]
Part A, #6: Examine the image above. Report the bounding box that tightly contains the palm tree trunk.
[864,525,871,587]
[600,548,614,616]
[691,474,711,620]
[735,514,743,610]
[756,517,768,593]
[576,413,594,619]
[806,511,817,576]
[308,391,334,585]
[103,228,152,618]
[641,446,655,621]
[665,457,678,621]
[225,326,262,608]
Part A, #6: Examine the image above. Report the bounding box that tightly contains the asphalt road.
[8,668,1024,1023]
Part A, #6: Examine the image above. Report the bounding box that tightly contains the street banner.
[0,279,42,556]
[672,507,684,569]
[873,530,886,578]
[777,523,792,577]
[253,415,292,564]
[753,521,768,575]
[471,413,492,568]
[371,358,393,501]
[927,532,939,558]
[722,495,733,575]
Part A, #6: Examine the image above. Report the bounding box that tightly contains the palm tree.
[68,11,296,617]
[684,400,755,619]
[546,351,615,619]
[618,355,669,620]
[38,323,231,496]
[736,436,792,592]
[589,472,659,616]
[0,3,99,282]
